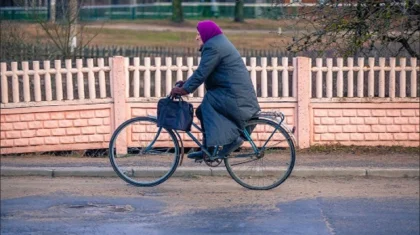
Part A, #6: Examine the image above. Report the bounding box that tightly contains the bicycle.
[109,108,296,190]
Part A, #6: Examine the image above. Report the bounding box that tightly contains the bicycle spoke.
[229,158,260,166]
[145,148,174,155]
[230,153,257,158]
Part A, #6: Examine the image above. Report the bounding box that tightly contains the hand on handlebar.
[170,80,188,98]
[170,87,188,98]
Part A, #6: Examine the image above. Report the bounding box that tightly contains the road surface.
[1,176,419,234]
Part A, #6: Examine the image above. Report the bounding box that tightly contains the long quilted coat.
[183,34,260,146]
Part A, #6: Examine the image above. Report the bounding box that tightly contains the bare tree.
[0,21,43,62]
[5,0,102,60]
[280,0,420,58]
[37,0,102,58]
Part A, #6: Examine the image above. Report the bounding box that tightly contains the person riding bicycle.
[170,20,260,160]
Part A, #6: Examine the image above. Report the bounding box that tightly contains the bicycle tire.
[224,118,296,190]
[109,116,180,187]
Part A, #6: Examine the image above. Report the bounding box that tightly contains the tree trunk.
[234,0,244,22]
[172,0,184,23]
[68,0,78,55]
[48,0,56,23]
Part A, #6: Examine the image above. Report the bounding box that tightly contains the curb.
[1,167,418,178]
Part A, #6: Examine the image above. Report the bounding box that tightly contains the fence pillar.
[296,57,311,149]
[111,56,127,154]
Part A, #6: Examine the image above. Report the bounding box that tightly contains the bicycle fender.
[173,130,185,166]
[251,116,297,147]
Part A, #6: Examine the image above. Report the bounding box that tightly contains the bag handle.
[163,96,185,110]
[166,95,184,102]
[166,82,185,101]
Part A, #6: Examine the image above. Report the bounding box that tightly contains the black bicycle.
[109,111,296,190]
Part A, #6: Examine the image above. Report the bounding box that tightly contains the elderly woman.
[170,20,260,160]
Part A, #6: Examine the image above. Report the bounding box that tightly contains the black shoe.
[210,137,244,160]
[187,151,204,160]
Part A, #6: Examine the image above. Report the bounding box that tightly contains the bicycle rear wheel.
[109,116,180,187]
[224,118,296,190]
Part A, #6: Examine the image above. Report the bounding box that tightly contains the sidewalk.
[1,151,419,178]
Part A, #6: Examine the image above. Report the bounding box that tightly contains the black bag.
[157,97,194,131]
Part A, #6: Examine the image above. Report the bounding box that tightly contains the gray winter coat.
[183,34,260,146]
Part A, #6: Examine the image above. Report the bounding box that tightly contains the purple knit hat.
[197,20,223,43]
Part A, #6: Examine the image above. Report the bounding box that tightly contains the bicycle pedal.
[194,159,203,163]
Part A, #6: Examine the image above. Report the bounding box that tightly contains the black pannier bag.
[157,97,194,131]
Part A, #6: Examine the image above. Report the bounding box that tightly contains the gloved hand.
[175,80,185,87]
[170,87,188,98]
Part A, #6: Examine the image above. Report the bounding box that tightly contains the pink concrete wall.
[1,104,113,154]
[1,100,418,154]
[311,103,419,146]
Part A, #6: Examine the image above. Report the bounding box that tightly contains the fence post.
[296,57,311,149]
[111,56,128,154]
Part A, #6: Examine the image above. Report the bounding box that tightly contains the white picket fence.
[312,57,419,98]
[1,58,111,104]
[1,56,419,107]
[125,57,294,98]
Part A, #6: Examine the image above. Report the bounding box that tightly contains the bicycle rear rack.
[257,111,297,146]
[258,111,286,125]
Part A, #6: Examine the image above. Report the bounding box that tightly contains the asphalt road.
[1,176,419,235]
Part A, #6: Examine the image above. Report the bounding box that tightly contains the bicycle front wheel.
[109,117,180,187]
[224,118,296,190]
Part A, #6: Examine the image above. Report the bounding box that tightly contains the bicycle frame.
[184,122,217,158]
[145,111,290,163]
